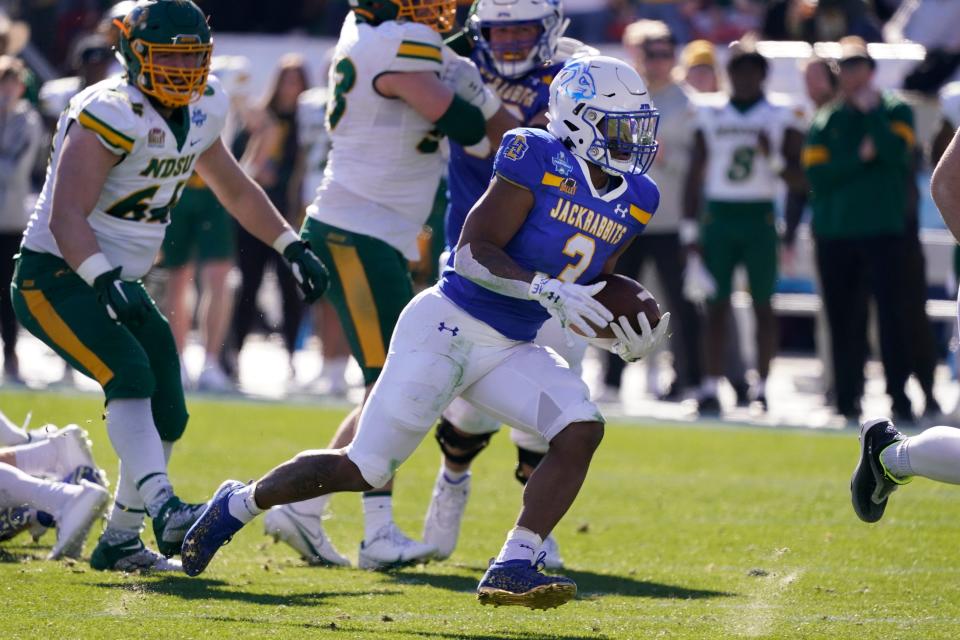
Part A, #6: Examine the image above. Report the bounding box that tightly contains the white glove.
[553,36,598,63]
[610,311,671,363]
[441,55,501,120]
[683,253,716,304]
[528,272,613,338]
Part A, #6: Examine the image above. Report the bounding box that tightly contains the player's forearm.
[49,207,105,273]
[454,241,535,299]
[223,180,296,249]
[932,129,960,244]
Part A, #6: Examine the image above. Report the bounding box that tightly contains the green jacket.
[803,93,914,239]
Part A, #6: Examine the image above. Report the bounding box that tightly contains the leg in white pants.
[882,426,960,484]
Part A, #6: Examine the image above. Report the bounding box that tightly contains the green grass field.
[1,389,959,639]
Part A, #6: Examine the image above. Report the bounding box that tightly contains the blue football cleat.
[180,480,247,576]
[477,551,577,609]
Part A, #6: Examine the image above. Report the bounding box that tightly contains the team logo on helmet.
[558,61,596,101]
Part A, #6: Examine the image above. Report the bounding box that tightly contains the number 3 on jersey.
[328,57,356,131]
[557,233,595,283]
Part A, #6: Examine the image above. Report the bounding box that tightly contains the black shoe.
[698,395,721,417]
[732,382,750,407]
[923,397,943,420]
[850,418,909,523]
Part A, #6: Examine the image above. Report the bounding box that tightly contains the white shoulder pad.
[71,80,142,156]
[383,21,444,73]
[38,76,81,119]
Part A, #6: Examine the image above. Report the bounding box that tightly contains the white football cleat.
[196,363,233,393]
[540,533,564,570]
[48,480,109,560]
[359,522,437,570]
[49,426,103,483]
[422,471,471,560]
[264,505,350,567]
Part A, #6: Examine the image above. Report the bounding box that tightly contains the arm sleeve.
[492,130,542,190]
[73,90,138,156]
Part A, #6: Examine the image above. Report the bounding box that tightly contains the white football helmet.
[547,56,659,176]
[467,0,566,79]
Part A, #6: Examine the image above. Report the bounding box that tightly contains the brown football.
[572,273,661,339]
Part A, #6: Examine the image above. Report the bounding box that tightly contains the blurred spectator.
[886,0,960,93]
[803,37,916,422]
[296,84,353,396]
[603,19,703,401]
[687,0,763,44]
[97,2,137,78]
[38,33,112,122]
[229,54,309,379]
[763,0,883,43]
[679,39,719,92]
[0,12,38,105]
[561,0,613,43]
[160,58,252,393]
[685,38,805,415]
[632,0,692,44]
[0,56,42,383]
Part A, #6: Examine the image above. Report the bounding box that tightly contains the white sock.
[0,410,28,446]
[440,465,470,485]
[362,492,393,540]
[701,377,720,397]
[323,356,348,381]
[289,494,330,518]
[227,483,263,524]
[754,378,767,396]
[12,439,60,477]
[881,426,960,484]
[105,399,171,517]
[495,526,542,564]
[0,462,77,515]
[105,461,147,538]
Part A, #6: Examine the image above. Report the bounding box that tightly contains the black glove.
[282,240,329,303]
[92,267,151,328]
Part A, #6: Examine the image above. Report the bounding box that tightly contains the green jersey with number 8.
[23,74,227,279]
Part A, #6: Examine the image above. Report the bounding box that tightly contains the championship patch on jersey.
[148,128,165,147]
[504,135,529,161]
[551,152,573,176]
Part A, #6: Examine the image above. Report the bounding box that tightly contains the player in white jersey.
[12,0,328,572]
[261,0,515,570]
[684,39,804,416]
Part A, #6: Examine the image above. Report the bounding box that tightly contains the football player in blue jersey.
[182,56,671,610]
[423,0,598,567]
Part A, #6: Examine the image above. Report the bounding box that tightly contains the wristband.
[528,272,551,299]
[76,252,113,287]
[479,85,501,120]
[272,229,299,255]
[679,219,699,246]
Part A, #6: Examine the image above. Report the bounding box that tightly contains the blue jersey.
[444,56,562,249]
[440,127,660,341]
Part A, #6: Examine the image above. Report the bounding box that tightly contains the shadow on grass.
[387,567,732,600]
[91,575,403,607]
[0,544,37,563]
